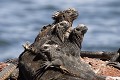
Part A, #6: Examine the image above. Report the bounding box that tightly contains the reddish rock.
[0,63,8,72]
[81,57,120,77]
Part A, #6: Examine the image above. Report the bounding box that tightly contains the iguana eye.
[43,46,48,49]
[76,28,81,31]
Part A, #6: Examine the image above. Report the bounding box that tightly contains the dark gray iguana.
[18,8,107,80]
[33,39,105,80]
[1,8,120,80]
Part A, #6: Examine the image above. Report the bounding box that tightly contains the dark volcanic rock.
[18,8,105,80]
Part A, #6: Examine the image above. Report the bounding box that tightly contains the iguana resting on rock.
[32,39,105,80]
[18,8,116,80]
[0,8,120,80]
[19,8,102,80]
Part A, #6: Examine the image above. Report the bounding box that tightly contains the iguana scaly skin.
[18,8,106,80]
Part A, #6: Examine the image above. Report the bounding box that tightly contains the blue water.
[0,0,120,61]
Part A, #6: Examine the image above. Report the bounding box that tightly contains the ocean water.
[0,0,120,61]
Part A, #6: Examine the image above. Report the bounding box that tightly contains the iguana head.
[52,8,78,24]
[69,24,88,48]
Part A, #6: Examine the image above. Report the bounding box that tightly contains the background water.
[0,0,120,61]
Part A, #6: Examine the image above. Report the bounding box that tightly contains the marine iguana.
[18,21,91,79]
[18,8,78,80]
[52,8,78,25]
[33,40,105,80]
[69,24,88,49]
[1,8,120,80]
[31,23,88,78]
[18,8,120,80]
[35,8,78,42]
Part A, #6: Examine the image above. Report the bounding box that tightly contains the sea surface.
[0,0,120,61]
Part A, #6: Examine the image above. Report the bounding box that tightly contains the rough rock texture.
[0,63,16,80]
[81,57,120,77]
[0,63,8,72]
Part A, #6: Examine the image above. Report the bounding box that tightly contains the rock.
[0,63,16,80]
[81,57,120,77]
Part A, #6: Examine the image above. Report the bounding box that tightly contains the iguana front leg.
[33,59,63,80]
